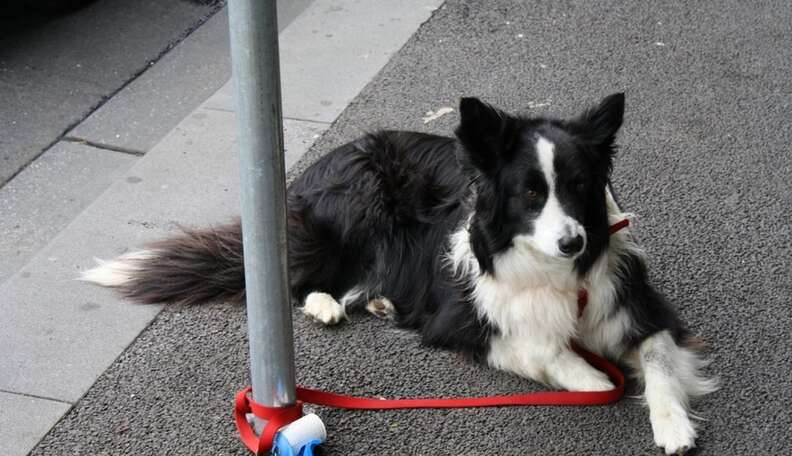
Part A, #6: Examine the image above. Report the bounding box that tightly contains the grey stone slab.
[0,392,71,456]
[69,1,315,154]
[67,12,231,154]
[0,0,219,185]
[0,0,215,88]
[0,240,165,403]
[202,80,234,114]
[203,0,445,122]
[71,110,326,228]
[0,108,322,403]
[0,142,137,285]
[283,119,329,170]
[277,0,316,28]
[0,76,101,185]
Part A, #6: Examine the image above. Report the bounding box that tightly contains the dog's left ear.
[576,92,625,147]
[455,97,514,174]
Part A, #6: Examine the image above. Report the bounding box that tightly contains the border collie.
[82,94,716,454]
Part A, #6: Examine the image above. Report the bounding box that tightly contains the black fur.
[286,130,494,356]
[615,251,687,346]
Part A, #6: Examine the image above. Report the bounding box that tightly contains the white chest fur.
[448,220,581,348]
[455,235,585,382]
[445,192,634,390]
[474,275,578,342]
[475,264,615,391]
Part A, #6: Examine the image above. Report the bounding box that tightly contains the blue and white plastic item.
[272,413,326,456]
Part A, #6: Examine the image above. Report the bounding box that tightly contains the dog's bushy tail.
[81,220,245,305]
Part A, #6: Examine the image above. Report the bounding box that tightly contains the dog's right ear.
[576,93,625,148]
[455,97,513,173]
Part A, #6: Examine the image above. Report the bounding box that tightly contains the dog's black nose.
[558,235,584,256]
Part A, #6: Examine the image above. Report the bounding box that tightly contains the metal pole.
[228,0,296,410]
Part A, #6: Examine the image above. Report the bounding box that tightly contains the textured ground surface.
[32,0,790,454]
[0,0,223,185]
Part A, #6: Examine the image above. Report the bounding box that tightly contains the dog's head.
[455,93,624,275]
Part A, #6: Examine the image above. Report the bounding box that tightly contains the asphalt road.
[32,0,791,454]
[0,0,223,186]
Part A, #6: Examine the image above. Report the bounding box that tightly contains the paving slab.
[67,11,231,154]
[69,1,314,154]
[0,141,137,285]
[0,392,71,456]
[281,119,329,170]
[0,0,220,185]
[0,76,101,186]
[0,1,317,285]
[0,108,327,454]
[0,109,323,403]
[0,3,326,454]
[203,0,445,122]
[27,0,792,455]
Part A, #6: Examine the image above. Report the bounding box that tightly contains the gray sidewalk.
[0,0,223,186]
[7,0,792,455]
[0,1,442,454]
[0,0,313,286]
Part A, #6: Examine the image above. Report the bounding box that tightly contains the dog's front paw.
[563,368,615,392]
[546,352,615,391]
[651,409,697,455]
[302,292,345,325]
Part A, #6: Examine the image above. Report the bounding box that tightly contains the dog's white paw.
[302,292,345,325]
[547,354,615,392]
[651,409,697,455]
[563,368,615,392]
[366,297,395,320]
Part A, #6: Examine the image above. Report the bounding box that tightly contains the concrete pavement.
[0,1,310,452]
[0,1,315,284]
[9,0,792,455]
[0,1,444,454]
[0,0,223,186]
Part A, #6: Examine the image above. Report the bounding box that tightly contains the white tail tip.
[79,250,156,287]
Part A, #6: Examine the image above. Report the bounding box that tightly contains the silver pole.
[228,0,296,409]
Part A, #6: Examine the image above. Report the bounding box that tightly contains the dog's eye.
[573,180,586,192]
[525,189,539,199]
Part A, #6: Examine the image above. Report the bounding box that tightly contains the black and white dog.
[83,94,716,454]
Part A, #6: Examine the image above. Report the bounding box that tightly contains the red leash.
[235,220,631,454]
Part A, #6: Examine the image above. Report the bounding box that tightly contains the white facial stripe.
[533,193,568,251]
[528,136,585,257]
[536,137,556,193]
